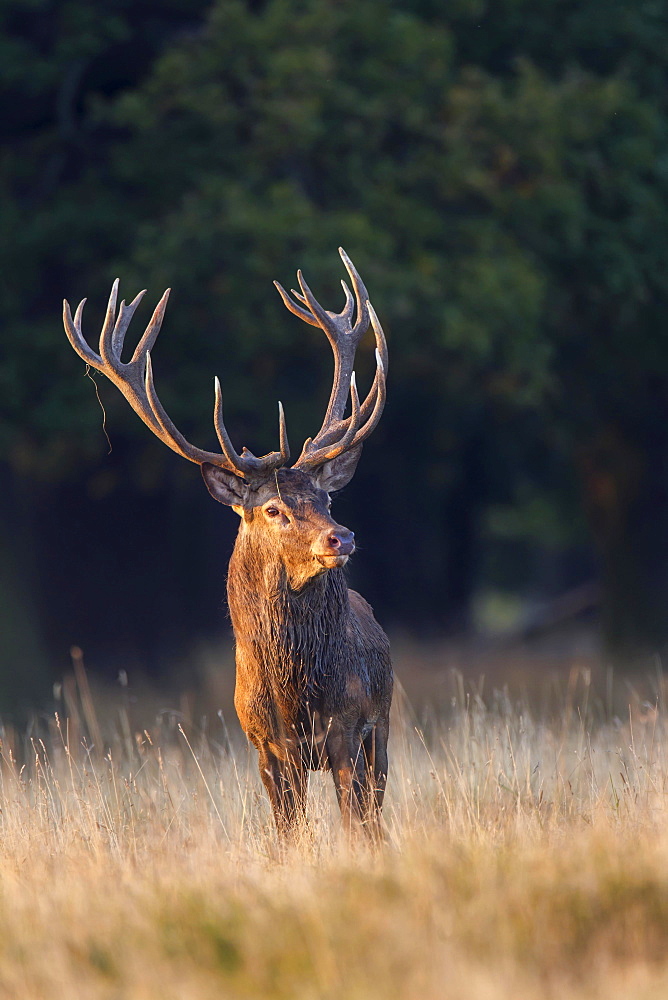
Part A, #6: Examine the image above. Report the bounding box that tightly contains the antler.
[63,280,289,482]
[274,247,387,471]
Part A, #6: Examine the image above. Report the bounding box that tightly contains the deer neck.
[227,531,349,660]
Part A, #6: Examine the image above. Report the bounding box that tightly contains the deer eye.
[265,506,280,517]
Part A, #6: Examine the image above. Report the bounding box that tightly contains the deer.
[63,248,392,838]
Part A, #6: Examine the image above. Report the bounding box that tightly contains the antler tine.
[212,376,253,471]
[348,347,386,449]
[338,247,369,339]
[330,371,361,458]
[296,270,338,346]
[63,298,100,367]
[336,310,387,449]
[131,288,171,364]
[278,401,290,464]
[273,280,320,328]
[368,301,388,374]
[340,280,355,326]
[273,275,356,339]
[100,283,150,375]
[112,289,147,357]
[98,279,119,364]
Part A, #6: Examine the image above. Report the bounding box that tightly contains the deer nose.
[324,529,355,556]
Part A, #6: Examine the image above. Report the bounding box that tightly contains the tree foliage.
[2,0,668,694]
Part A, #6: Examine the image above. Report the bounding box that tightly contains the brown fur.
[203,465,393,837]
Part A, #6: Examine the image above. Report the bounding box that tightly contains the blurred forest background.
[2,0,668,713]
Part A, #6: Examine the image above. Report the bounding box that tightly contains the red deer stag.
[63,249,392,837]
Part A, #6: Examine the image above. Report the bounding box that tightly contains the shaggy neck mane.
[227,529,350,698]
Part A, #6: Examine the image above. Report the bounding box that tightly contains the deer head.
[63,249,387,588]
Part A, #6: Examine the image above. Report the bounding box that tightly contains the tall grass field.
[2,661,668,999]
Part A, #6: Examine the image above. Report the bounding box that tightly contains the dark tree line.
[2,0,668,706]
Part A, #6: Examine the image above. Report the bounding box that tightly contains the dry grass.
[1,670,668,999]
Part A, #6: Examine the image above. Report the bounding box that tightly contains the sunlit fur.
[225,468,393,837]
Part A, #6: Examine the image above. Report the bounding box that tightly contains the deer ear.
[201,463,249,507]
[311,444,363,493]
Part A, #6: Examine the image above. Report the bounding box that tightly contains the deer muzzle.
[314,527,355,568]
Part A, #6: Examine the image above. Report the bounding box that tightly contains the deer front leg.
[362,720,389,841]
[325,726,367,835]
[256,742,308,838]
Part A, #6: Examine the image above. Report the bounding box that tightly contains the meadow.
[1,658,668,999]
